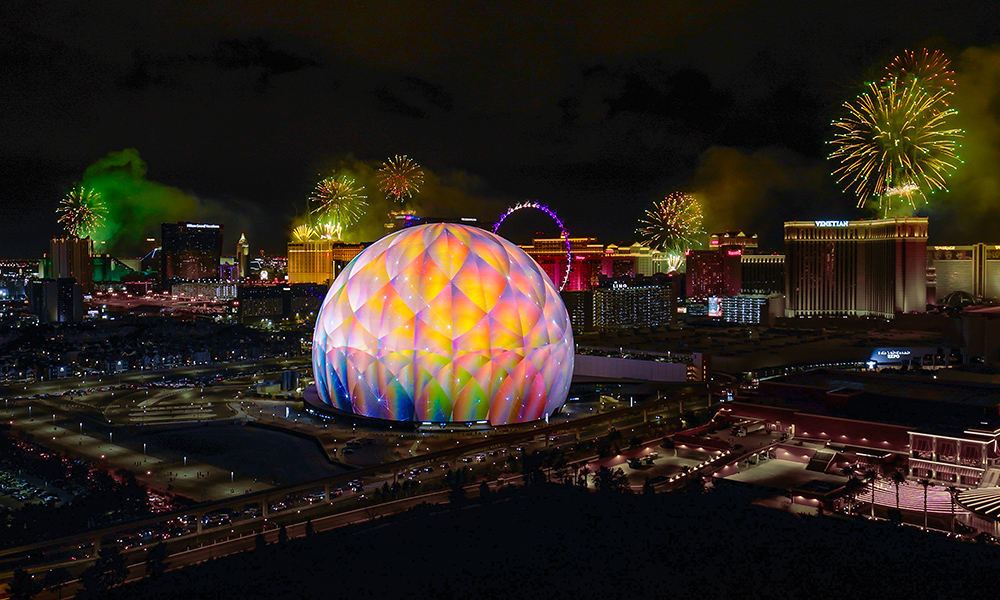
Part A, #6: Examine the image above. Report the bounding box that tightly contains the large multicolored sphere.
[312,223,574,425]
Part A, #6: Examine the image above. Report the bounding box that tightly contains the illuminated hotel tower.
[784,218,927,319]
[160,222,224,287]
[236,233,249,280]
[49,237,94,294]
[287,239,367,285]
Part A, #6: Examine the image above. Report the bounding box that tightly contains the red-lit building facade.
[722,371,1000,490]
[521,238,676,292]
[685,249,743,300]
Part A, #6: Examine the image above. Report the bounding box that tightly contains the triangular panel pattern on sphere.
[312,223,574,425]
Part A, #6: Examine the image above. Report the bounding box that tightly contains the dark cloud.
[120,37,320,93]
[373,88,427,119]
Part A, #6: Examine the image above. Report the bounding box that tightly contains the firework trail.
[637,192,705,252]
[309,175,367,239]
[379,155,424,203]
[829,72,963,215]
[58,186,106,238]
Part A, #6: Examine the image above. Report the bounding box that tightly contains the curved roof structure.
[312,223,574,425]
[957,487,1000,520]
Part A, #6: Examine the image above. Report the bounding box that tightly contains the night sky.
[3,1,1000,257]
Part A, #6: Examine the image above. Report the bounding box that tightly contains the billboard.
[708,297,722,318]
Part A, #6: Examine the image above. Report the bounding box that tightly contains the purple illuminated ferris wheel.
[493,201,572,291]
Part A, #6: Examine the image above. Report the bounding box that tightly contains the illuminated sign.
[708,297,722,318]
[870,347,924,363]
[186,223,221,229]
[814,220,849,228]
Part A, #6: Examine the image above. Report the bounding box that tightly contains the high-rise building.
[28,278,82,323]
[236,233,249,280]
[0,260,36,300]
[928,244,1000,302]
[237,282,335,324]
[685,249,743,300]
[718,295,785,325]
[161,222,223,288]
[49,237,93,294]
[709,231,758,253]
[784,218,927,318]
[561,290,595,333]
[287,240,367,285]
[592,274,677,331]
[741,254,785,295]
[521,238,677,292]
[27,279,57,322]
[522,237,607,291]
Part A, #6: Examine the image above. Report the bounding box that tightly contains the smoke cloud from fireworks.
[292,155,505,243]
[939,46,1000,243]
[80,148,260,254]
[690,146,836,249]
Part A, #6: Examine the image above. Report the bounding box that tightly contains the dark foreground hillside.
[107,484,999,600]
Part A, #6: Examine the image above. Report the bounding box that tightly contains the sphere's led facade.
[312,223,574,425]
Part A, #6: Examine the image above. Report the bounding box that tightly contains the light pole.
[79,422,83,434]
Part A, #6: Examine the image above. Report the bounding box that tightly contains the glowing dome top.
[312,223,574,425]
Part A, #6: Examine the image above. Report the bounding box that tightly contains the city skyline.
[4,3,1000,257]
[9,6,1000,596]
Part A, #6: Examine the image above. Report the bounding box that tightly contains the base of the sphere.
[301,384,495,432]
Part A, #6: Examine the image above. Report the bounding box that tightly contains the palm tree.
[890,470,907,513]
[841,465,858,514]
[863,470,878,518]
[948,486,959,534]
[843,478,865,515]
[919,479,931,530]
